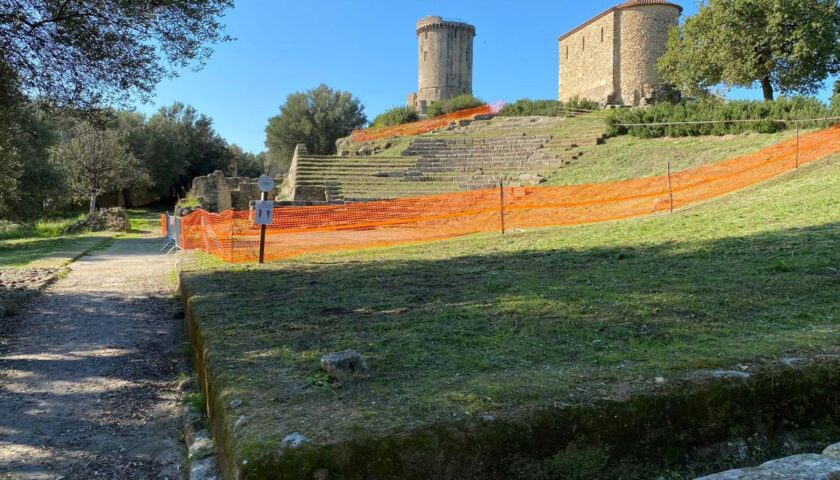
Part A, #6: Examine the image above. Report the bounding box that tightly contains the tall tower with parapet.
[408,16,476,115]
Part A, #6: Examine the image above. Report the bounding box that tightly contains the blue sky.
[135,0,837,153]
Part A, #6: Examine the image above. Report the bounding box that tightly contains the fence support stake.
[499,179,506,235]
[258,191,268,264]
[795,122,800,169]
[667,161,675,213]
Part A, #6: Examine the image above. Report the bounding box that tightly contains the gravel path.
[0,236,184,479]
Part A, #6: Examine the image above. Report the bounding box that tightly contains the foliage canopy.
[0,0,233,110]
[372,106,420,128]
[658,0,840,100]
[265,84,367,171]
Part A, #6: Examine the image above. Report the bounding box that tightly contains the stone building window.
[424,51,428,62]
[565,46,569,60]
[601,28,604,42]
[582,37,585,51]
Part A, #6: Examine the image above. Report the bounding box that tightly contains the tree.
[135,103,231,199]
[0,0,232,110]
[658,0,840,100]
[50,122,149,214]
[265,85,367,171]
[0,101,64,220]
[228,144,266,178]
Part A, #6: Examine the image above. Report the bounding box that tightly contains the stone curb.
[178,369,219,480]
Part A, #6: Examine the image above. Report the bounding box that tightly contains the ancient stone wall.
[558,1,681,106]
[559,12,617,104]
[617,5,680,106]
[190,171,281,213]
[412,17,476,115]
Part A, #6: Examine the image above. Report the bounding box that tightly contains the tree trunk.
[761,77,774,101]
[89,194,97,215]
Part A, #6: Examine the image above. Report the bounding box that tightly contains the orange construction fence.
[175,124,840,263]
[352,105,496,142]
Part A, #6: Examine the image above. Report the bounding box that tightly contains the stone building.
[558,0,682,106]
[408,16,476,115]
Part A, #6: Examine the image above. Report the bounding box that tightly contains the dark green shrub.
[607,97,834,138]
[498,98,601,117]
[371,106,419,128]
[832,80,840,115]
[427,94,485,117]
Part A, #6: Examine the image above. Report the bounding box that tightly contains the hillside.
[287,113,810,203]
[182,152,840,478]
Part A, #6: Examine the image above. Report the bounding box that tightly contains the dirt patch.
[0,268,61,327]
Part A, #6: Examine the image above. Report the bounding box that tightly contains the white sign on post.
[254,200,274,225]
[258,175,275,192]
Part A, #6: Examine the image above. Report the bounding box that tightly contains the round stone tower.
[617,0,682,105]
[410,16,476,115]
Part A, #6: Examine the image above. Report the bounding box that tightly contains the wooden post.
[667,161,674,213]
[499,179,506,235]
[258,190,268,264]
[795,122,800,169]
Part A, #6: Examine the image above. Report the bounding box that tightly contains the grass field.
[0,209,161,268]
[546,130,800,185]
[181,151,840,477]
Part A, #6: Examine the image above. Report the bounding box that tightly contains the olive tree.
[50,122,149,214]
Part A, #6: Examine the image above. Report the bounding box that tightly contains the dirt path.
[0,235,184,480]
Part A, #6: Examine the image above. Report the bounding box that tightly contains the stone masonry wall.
[413,17,475,115]
[558,2,681,106]
[559,12,617,104]
[617,5,680,106]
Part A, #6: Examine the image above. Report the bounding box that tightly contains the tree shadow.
[0,289,183,478]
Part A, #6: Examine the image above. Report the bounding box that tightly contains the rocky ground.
[0,268,62,323]
[0,236,184,479]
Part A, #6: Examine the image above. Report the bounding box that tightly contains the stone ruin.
[188,171,283,213]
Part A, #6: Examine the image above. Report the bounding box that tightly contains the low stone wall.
[191,171,283,213]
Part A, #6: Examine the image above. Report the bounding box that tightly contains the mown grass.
[547,131,801,185]
[0,208,162,267]
[182,153,840,459]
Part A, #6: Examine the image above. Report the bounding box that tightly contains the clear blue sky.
[135,0,837,154]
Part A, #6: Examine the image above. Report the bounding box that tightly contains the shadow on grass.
[180,220,840,478]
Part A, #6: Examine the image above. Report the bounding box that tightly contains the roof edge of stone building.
[417,16,476,35]
[557,0,682,42]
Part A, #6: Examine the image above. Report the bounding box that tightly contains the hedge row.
[607,97,839,138]
[498,98,600,117]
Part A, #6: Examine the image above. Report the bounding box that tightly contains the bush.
[607,97,834,138]
[832,80,840,114]
[498,98,600,117]
[427,94,485,118]
[371,106,420,128]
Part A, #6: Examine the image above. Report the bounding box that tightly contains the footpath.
[0,235,183,479]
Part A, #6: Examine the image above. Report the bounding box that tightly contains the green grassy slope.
[546,130,800,185]
[182,153,840,463]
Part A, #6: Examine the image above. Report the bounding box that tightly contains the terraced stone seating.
[289,154,463,202]
[284,114,608,203]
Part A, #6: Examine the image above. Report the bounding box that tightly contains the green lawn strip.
[180,155,840,476]
[546,130,801,186]
[0,209,164,268]
[0,233,114,268]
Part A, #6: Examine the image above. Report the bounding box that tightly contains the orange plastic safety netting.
[175,125,840,263]
[352,105,496,142]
